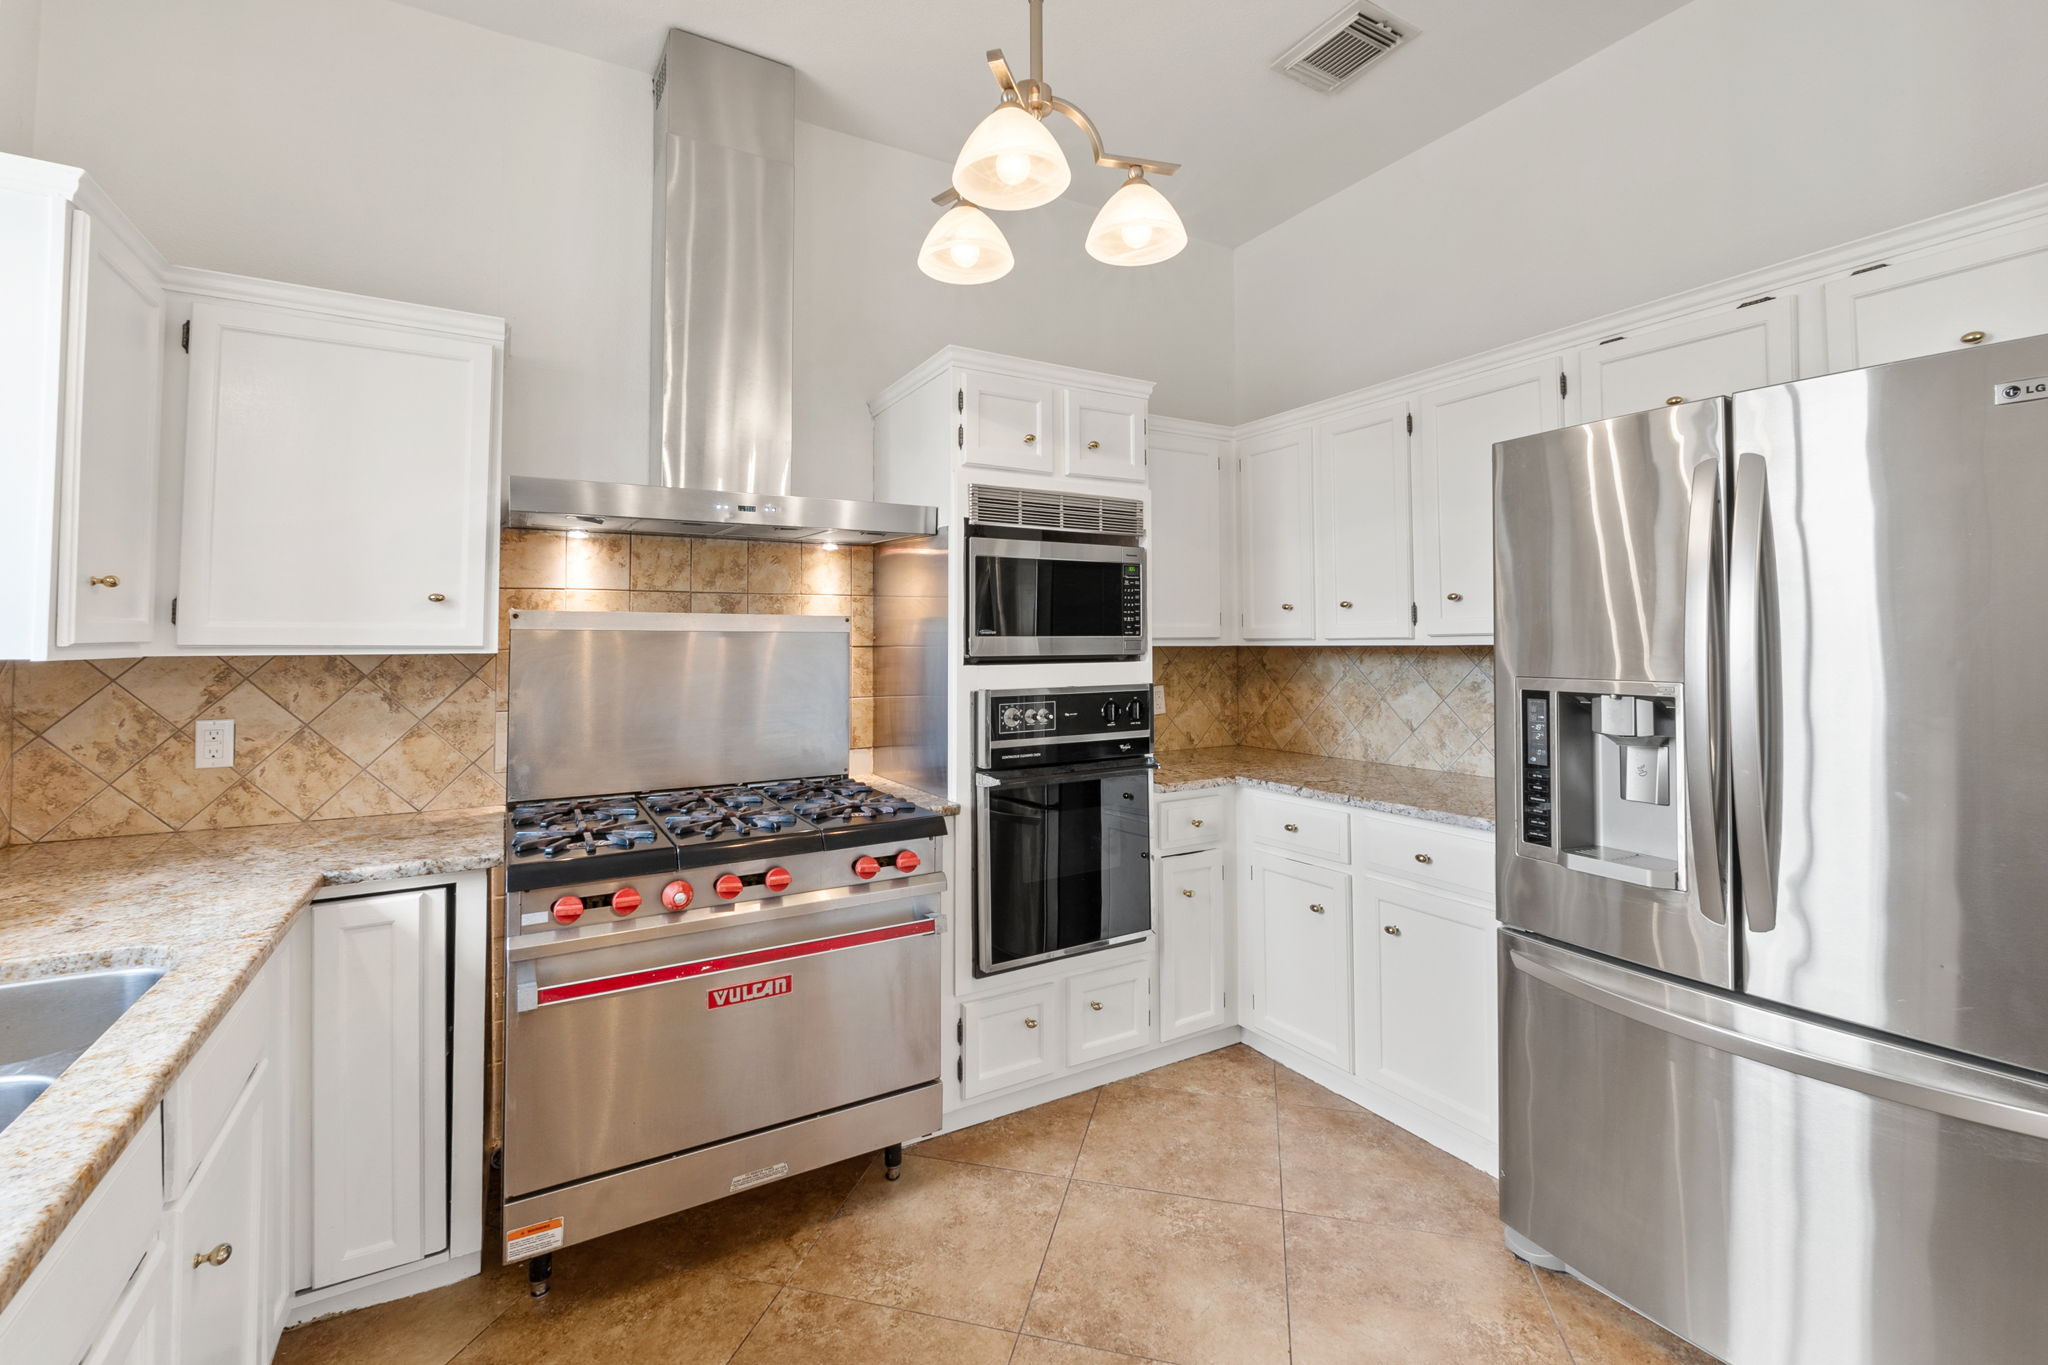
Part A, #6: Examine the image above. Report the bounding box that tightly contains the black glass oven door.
[976,764,1152,974]
[967,538,1142,658]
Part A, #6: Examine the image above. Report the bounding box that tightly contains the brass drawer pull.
[1023,433,1037,443]
[1309,903,1327,914]
[193,1243,233,1268]
[1384,924,1402,937]
[1087,440,1101,449]
[89,574,120,588]
[1665,396,1685,406]
[428,593,447,603]
[1181,888,1195,898]
[1961,331,1987,345]
[1190,818,1204,828]
[1446,592,1463,601]
[1414,853,1434,865]
[1281,603,1295,611]
[1090,1000,1104,1011]
[1284,823,1299,832]
[1339,600,1353,608]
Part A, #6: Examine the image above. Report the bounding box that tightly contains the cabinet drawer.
[1155,791,1227,852]
[164,951,278,1198]
[959,984,1062,1100]
[1359,815,1494,900]
[1065,960,1152,1068]
[1248,793,1349,863]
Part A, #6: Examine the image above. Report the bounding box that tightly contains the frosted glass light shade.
[1085,175,1188,266]
[952,104,1071,210]
[918,203,1015,284]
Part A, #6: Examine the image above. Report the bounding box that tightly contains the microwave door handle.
[1729,451,1777,934]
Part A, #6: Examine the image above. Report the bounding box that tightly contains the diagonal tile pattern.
[1153,645,1497,777]
[274,1044,1706,1365]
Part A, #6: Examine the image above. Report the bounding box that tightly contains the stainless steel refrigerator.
[1493,334,2048,1365]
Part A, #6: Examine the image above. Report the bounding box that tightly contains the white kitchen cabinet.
[959,368,1058,476]
[1244,856,1352,1069]
[1573,294,1799,421]
[178,297,499,652]
[1158,849,1230,1041]
[307,888,450,1289]
[1824,218,2048,371]
[1355,876,1497,1138]
[1153,790,1228,854]
[959,981,1063,1099]
[1065,386,1147,482]
[170,1054,279,1364]
[1146,423,1229,640]
[1313,400,1413,641]
[1411,358,1562,639]
[1065,958,1153,1067]
[83,1240,174,1365]
[1238,426,1317,640]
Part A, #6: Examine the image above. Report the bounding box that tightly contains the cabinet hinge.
[1405,412,1413,435]
[956,388,964,413]
[957,424,964,450]
[1410,601,1418,626]
[170,597,178,624]
[1736,293,1777,309]
[956,1056,964,1082]
[1559,372,1569,398]
[956,1017,964,1045]
[180,320,190,353]
[1849,261,1890,276]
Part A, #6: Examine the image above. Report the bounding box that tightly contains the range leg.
[528,1252,553,1297]
[884,1143,904,1181]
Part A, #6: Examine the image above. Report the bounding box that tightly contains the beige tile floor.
[275,1044,1715,1365]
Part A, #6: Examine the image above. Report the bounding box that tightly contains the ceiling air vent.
[1274,4,1414,94]
[969,485,1145,537]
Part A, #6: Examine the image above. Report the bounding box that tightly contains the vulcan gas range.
[498,612,949,1295]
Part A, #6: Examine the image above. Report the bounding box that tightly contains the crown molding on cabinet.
[868,344,1155,417]
[163,267,508,343]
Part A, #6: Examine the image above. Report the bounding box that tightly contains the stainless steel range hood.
[506,30,936,546]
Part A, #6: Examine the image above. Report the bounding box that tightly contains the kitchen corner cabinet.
[1145,421,1231,641]
[1243,855,1353,1069]
[1238,427,1317,639]
[1412,359,1561,639]
[1353,877,1497,1137]
[170,1052,280,1362]
[1313,401,1413,641]
[1823,218,2048,371]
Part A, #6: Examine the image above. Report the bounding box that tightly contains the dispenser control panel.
[1521,693,1552,846]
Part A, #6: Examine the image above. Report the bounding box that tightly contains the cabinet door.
[1245,858,1352,1068]
[1574,296,1798,421]
[309,889,449,1288]
[1313,401,1412,641]
[1064,386,1146,482]
[959,369,1057,475]
[56,207,163,647]
[178,299,497,650]
[83,1241,173,1365]
[1159,850,1229,1041]
[1356,878,1496,1138]
[171,1058,275,1365]
[1412,359,1561,639]
[1146,432,1226,640]
[1066,959,1152,1066]
[959,983,1062,1099]
[1238,427,1316,639]
[1825,220,2048,371]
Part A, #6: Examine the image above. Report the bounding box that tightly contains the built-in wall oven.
[964,486,1147,661]
[973,686,1155,975]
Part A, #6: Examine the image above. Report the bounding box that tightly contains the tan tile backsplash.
[0,531,878,845]
[1153,645,1496,778]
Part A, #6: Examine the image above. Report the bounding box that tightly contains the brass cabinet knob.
[1023,433,1037,443]
[1090,1000,1104,1011]
[1665,396,1685,405]
[193,1243,233,1268]
[427,593,447,602]
[1284,823,1299,832]
[1023,1017,1038,1028]
[1384,924,1402,937]
[1281,603,1294,611]
[1339,600,1353,609]
[1087,440,1102,449]
[1309,903,1326,914]
[1414,853,1433,865]
[1961,331,1987,345]
[1190,818,1204,828]
[1446,592,1463,601]
[89,574,120,588]
[1181,888,1195,898]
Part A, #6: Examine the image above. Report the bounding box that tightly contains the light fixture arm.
[969,0,1177,177]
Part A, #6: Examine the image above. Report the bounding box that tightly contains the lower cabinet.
[1243,855,1353,1069]
[84,1240,174,1365]
[959,981,1063,1100]
[170,1056,279,1363]
[1064,959,1153,1068]
[1354,876,1498,1136]
[1157,848,1230,1041]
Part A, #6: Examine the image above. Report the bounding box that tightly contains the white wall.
[26,0,1235,501]
[1233,0,2048,421]
[0,0,38,155]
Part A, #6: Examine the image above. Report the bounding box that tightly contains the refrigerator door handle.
[1729,451,1777,933]
[1682,456,1726,925]
[1507,942,2048,1140]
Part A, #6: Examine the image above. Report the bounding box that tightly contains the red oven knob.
[551,895,584,924]
[714,873,744,900]
[611,887,642,915]
[852,855,881,880]
[660,880,694,910]
[764,866,793,894]
[894,849,921,874]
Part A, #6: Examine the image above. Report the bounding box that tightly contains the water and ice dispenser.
[1519,685,1683,890]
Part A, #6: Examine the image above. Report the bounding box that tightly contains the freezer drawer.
[1501,931,2048,1365]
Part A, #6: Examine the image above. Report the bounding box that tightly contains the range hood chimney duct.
[506,30,936,545]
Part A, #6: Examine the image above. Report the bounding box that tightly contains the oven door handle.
[513,915,937,1012]
[976,760,1157,789]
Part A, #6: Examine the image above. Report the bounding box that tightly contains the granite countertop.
[0,808,504,1318]
[1153,746,1495,831]
[855,772,961,817]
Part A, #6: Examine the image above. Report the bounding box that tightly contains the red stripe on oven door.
[533,918,936,1006]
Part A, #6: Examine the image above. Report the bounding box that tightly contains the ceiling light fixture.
[917,0,1184,284]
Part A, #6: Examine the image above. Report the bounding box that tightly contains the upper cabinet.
[1412,359,1561,640]
[1147,419,1231,642]
[953,357,1150,484]
[1314,401,1413,642]
[0,154,503,661]
[1065,387,1147,482]
[959,369,1058,476]
[1572,294,1799,421]
[178,296,499,651]
[1238,427,1317,640]
[1824,219,2048,371]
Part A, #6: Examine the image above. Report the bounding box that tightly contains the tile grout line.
[1008,1088,1098,1360]
[1528,1262,1582,1365]
[719,1282,789,1365]
[1273,1055,1297,1365]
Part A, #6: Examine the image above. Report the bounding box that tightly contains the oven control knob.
[660,880,694,910]
[1001,705,1023,729]
[764,866,793,893]
[1101,701,1117,725]
[893,849,922,874]
[714,873,744,900]
[852,855,882,880]
[551,895,585,925]
[1121,698,1146,723]
[610,887,642,916]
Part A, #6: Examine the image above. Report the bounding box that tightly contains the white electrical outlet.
[195,719,234,768]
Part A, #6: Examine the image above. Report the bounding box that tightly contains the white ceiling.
[391,0,1688,245]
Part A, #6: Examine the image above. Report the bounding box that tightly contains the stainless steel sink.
[0,966,166,1135]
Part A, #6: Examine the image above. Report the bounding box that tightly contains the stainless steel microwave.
[965,532,1145,661]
